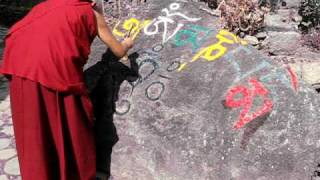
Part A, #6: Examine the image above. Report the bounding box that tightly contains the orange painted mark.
[286,66,299,92]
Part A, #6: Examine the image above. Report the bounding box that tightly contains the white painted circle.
[170,3,180,11]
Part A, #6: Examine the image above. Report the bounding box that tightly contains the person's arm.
[93,10,133,58]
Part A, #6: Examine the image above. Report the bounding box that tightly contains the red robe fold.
[10,76,96,180]
[0,0,97,179]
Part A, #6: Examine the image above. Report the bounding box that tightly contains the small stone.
[0,101,10,112]
[0,175,9,180]
[1,126,14,136]
[244,35,259,46]
[255,32,267,40]
[301,21,312,27]
[0,116,4,127]
[294,62,320,85]
[292,15,302,22]
[239,32,245,38]
[4,157,20,175]
[0,149,17,160]
[0,139,11,150]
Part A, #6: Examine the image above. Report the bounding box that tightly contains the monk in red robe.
[0,0,133,179]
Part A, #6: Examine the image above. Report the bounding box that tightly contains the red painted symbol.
[225,78,273,129]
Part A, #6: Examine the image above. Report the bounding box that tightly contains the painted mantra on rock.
[113,3,201,44]
[144,3,201,44]
[178,29,248,71]
[225,78,273,129]
[115,44,177,115]
[111,1,301,130]
[113,18,151,40]
[113,18,247,73]
[173,24,214,53]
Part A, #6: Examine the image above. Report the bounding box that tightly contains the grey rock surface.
[263,31,301,56]
[264,11,297,32]
[255,32,268,40]
[244,35,259,46]
[285,0,301,8]
[87,0,320,179]
[290,62,320,85]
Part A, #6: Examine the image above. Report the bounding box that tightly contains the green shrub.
[299,0,320,31]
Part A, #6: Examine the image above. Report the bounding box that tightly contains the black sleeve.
[84,60,109,93]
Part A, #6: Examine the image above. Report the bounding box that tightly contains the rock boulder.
[87,1,320,179]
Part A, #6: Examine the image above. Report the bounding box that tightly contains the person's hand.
[91,0,104,14]
[119,38,134,63]
[121,37,134,52]
[91,1,96,7]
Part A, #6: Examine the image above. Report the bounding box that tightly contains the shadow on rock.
[84,48,139,178]
[240,112,270,150]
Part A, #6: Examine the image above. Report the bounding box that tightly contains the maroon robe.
[0,0,97,179]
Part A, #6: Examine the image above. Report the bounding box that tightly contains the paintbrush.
[120,25,135,63]
[125,25,134,38]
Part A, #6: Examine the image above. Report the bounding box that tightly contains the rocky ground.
[250,1,320,92]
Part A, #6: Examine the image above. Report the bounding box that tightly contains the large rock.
[87,0,320,179]
[263,31,301,56]
[285,0,301,8]
[290,62,320,86]
[264,12,296,32]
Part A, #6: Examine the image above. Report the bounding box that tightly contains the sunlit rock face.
[87,0,320,179]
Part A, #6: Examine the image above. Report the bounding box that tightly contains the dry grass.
[218,0,269,35]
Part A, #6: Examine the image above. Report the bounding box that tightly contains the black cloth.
[84,49,139,178]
